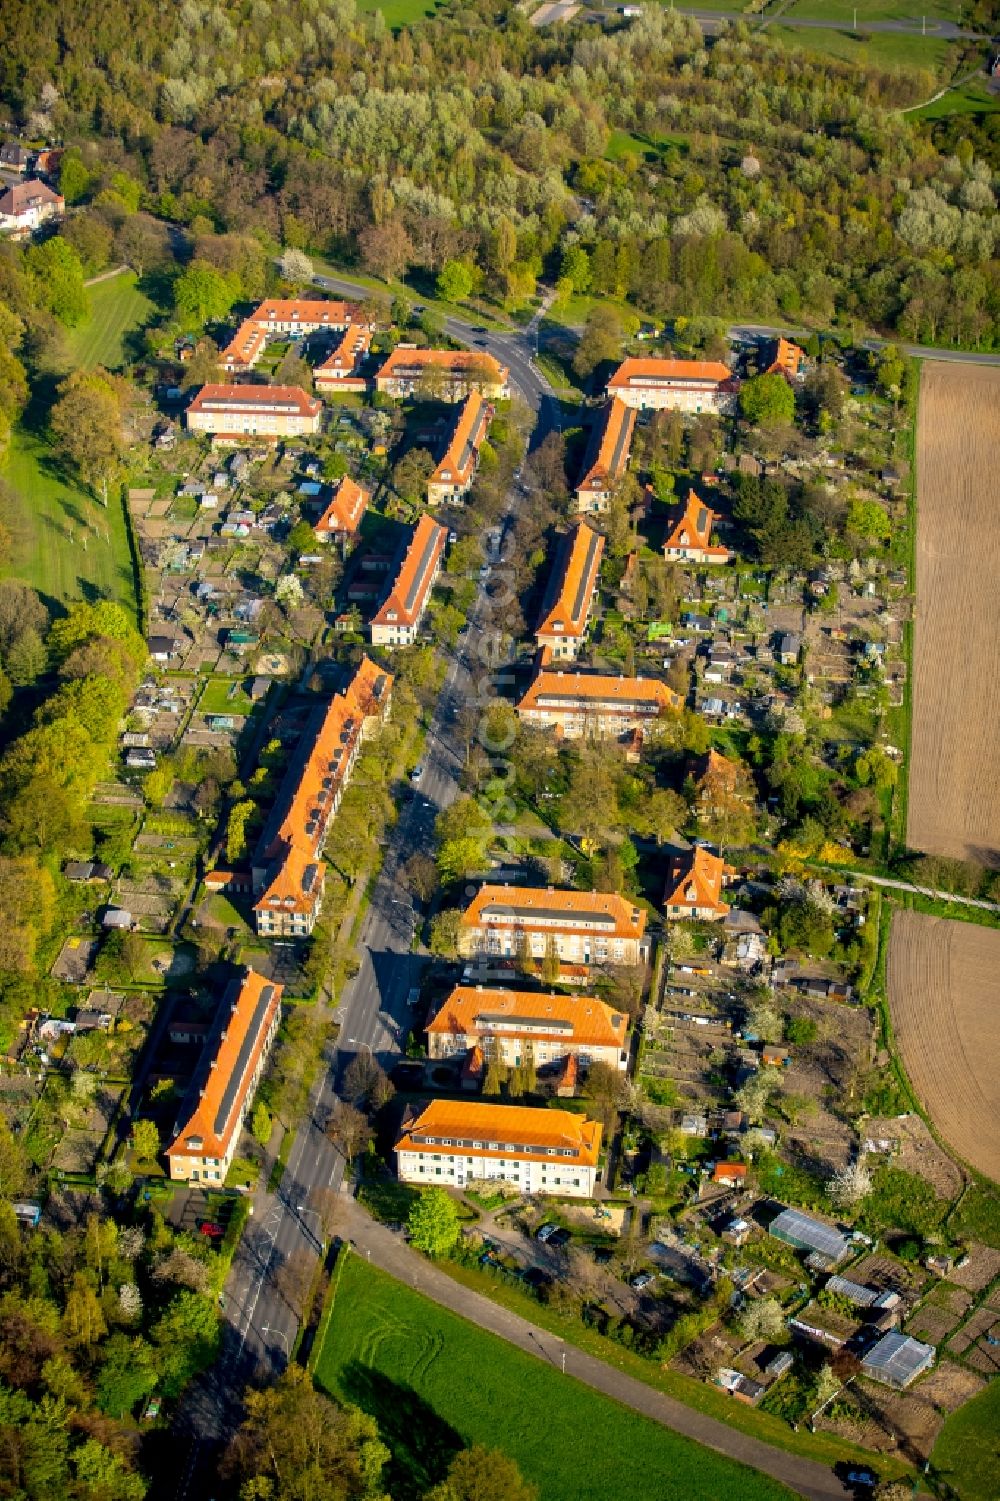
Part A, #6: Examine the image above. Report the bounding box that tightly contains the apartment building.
[375,345,510,401]
[574,398,636,514]
[663,845,733,921]
[517,661,681,745]
[185,384,322,441]
[427,985,629,1072]
[252,657,392,936]
[459,885,649,967]
[396,1099,603,1197]
[314,324,372,392]
[370,513,448,647]
[166,969,282,1183]
[535,521,605,661]
[314,475,370,541]
[766,337,805,382]
[663,490,731,564]
[221,299,362,372]
[607,357,737,414]
[427,391,493,505]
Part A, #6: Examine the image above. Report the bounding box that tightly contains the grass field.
[769,24,956,73]
[605,127,687,162]
[315,1255,795,1501]
[1,428,136,612]
[355,0,444,24]
[931,1379,1000,1501]
[912,76,1000,118]
[68,270,155,372]
[783,0,961,21]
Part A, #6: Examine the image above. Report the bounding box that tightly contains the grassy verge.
[930,1378,1000,1501]
[68,270,155,371]
[768,25,958,75]
[910,76,1000,119]
[315,1253,800,1501]
[355,0,446,28]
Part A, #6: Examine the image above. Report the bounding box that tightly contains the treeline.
[0,1,995,347]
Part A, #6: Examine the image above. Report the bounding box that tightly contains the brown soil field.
[908,362,1000,866]
[887,910,1000,1180]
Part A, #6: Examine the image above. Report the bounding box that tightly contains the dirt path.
[84,263,129,286]
[339,1197,849,1501]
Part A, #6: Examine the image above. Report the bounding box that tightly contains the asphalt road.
[677,4,988,37]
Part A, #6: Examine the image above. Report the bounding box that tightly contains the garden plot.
[948,1304,1000,1373]
[907,1283,973,1344]
[863,1113,964,1202]
[51,936,100,984]
[49,1083,123,1174]
[845,1363,984,1465]
[948,1245,1000,1294]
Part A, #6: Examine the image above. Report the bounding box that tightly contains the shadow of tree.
[339,1360,462,1500]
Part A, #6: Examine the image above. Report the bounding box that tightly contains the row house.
[606,357,737,415]
[185,384,322,441]
[221,299,363,372]
[375,345,510,401]
[427,391,493,505]
[426,985,630,1073]
[663,845,734,921]
[573,397,636,514]
[0,179,64,238]
[370,513,448,648]
[516,661,681,746]
[663,491,732,564]
[314,324,372,392]
[396,1099,603,1198]
[458,884,649,968]
[166,969,283,1183]
[252,657,393,936]
[314,475,370,542]
[535,521,605,661]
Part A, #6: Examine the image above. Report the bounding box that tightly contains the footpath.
[338,1197,850,1501]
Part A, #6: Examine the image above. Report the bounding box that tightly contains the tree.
[740,373,795,427]
[325,1100,372,1163]
[359,218,414,281]
[407,1187,460,1257]
[5,627,46,687]
[173,260,239,329]
[437,260,476,302]
[846,498,890,545]
[95,1334,158,1417]
[131,1118,160,1163]
[393,446,435,502]
[427,1445,539,1501]
[813,1362,840,1410]
[49,367,128,491]
[150,1290,219,1397]
[226,798,257,863]
[343,1052,393,1110]
[573,306,623,380]
[429,908,462,959]
[251,1102,273,1146]
[278,247,314,285]
[739,1295,785,1342]
[826,1159,873,1210]
[25,238,88,325]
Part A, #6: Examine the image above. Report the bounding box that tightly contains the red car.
[199,1221,224,1238]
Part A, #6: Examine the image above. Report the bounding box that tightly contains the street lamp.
[297,1204,326,1249]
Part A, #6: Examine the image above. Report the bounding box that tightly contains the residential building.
[370,514,448,648]
[712,1162,748,1187]
[535,521,605,661]
[0,140,32,174]
[426,985,629,1072]
[663,845,733,921]
[185,384,322,441]
[166,970,282,1183]
[458,885,649,967]
[314,324,372,392]
[396,1099,603,1197]
[693,748,752,810]
[516,661,680,746]
[252,657,392,936]
[606,357,737,414]
[375,345,509,401]
[765,337,805,382]
[221,299,363,372]
[663,491,731,564]
[314,475,370,541]
[777,631,802,665]
[574,398,636,513]
[860,1331,935,1389]
[427,391,493,505]
[0,178,64,238]
[768,1207,851,1265]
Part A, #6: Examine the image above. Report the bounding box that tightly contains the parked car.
[630,1271,656,1291]
[411,763,424,783]
[199,1222,224,1239]
[536,1222,558,1243]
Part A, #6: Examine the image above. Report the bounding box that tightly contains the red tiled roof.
[518,665,680,716]
[576,398,636,496]
[222,300,362,368]
[166,970,282,1162]
[608,357,732,390]
[430,391,491,489]
[396,1099,602,1165]
[536,522,605,640]
[427,985,628,1050]
[766,338,804,379]
[462,884,646,942]
[371,513,447,629]
[376,345,508,388]
[0,179,63,215]
[663,845,732,916]
[315,475,370,537]
[315,324,372,382]
[664,490,730,559]
[187,384,321,418]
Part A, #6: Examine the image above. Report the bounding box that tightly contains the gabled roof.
[766,337,804,379]
[576,398,636,496]
[427,985,628,1050]
[315,324,372,378]
[221,299,362,367]
[397,1099,602,1165]
[536,522,605,640]
[517,665,680,716]
[376,344,508,388]
[430,391,491,488]
[0,179,62,216]
[462,884,646,941]
[608,357,732,391]
[371,514,447,629]
[167,970,282,1161]
[663,845,732,916]
[695,748,748,797]
[664,491,729,557]
[187,384,321,418]
[315,475,370,537]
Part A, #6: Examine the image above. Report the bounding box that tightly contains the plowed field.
[887,910,1000,1180]
[908,362,1000,866]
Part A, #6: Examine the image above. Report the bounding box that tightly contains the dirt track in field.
[887,910,1000,1181]
[908,362,1000,867]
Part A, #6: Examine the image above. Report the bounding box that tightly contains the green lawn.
[68,270,155,372]
[1,427,136,612]
[912,76,1000,118]
[931,1380,1000,1501]
[769,24,957,73]
[784,0,961,20]
[315,1255,794,1501]
[199,677,254,716]
[355,0,445,26]
[605,128,687,162]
